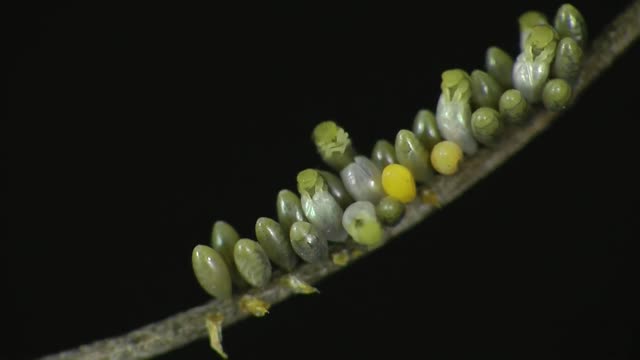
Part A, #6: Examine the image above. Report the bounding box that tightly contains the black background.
[7,1,638,359]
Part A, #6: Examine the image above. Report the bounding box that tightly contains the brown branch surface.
[41,2,640,359]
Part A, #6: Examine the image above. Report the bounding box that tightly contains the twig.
[41,2,640,359]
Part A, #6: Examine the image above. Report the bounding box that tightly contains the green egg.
[395,129,433,183]
[255,217,298,272]
[485,46,514,89]
[471,70,503,109]
[499,89,529,124]
[318,169,354,208]
[552,37,583,83]
[289,221,329,263]
[371,140,397,170]
[340,156,384,203]
[276,190,306,234]
[297,168,349,243]
[412,109,441,151]
[192,245,232,300]
[542,78,573,111]
[234,239,272,288]
[554,4,587,48]
[471,107,504,146]
[211,221,247,288]
[376,196,405,226]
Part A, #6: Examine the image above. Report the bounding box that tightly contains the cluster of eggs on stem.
[192,3,586,305]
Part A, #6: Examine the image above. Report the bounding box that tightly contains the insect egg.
[340,156,384,203]
[276,189,306,234]
[289,221,329,263]
[430,141,464,176]
[395,129,433,183]
[542,78,573,111]
[192,245,233,300]
[499,89,529,124]
[471,107,504,146]
[317,169,354,209]
[371,140,397,170]
[381,163,417,204]
[211,221,248,288]
[342,201,384,247]
[485,46,514,89]
[376,196,406,226]
[470,70,503,109]
[255,217,298,272]
[233,239,272,288]
[412,109,441,151]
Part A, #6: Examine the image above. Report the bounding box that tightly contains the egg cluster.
[192,4,586,302]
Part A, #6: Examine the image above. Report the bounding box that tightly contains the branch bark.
[41,2,640,359]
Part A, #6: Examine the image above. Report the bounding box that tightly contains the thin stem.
[41,2,640,359]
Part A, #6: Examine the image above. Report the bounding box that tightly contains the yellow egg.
[381,164,416,203]
[430,141,464,175]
